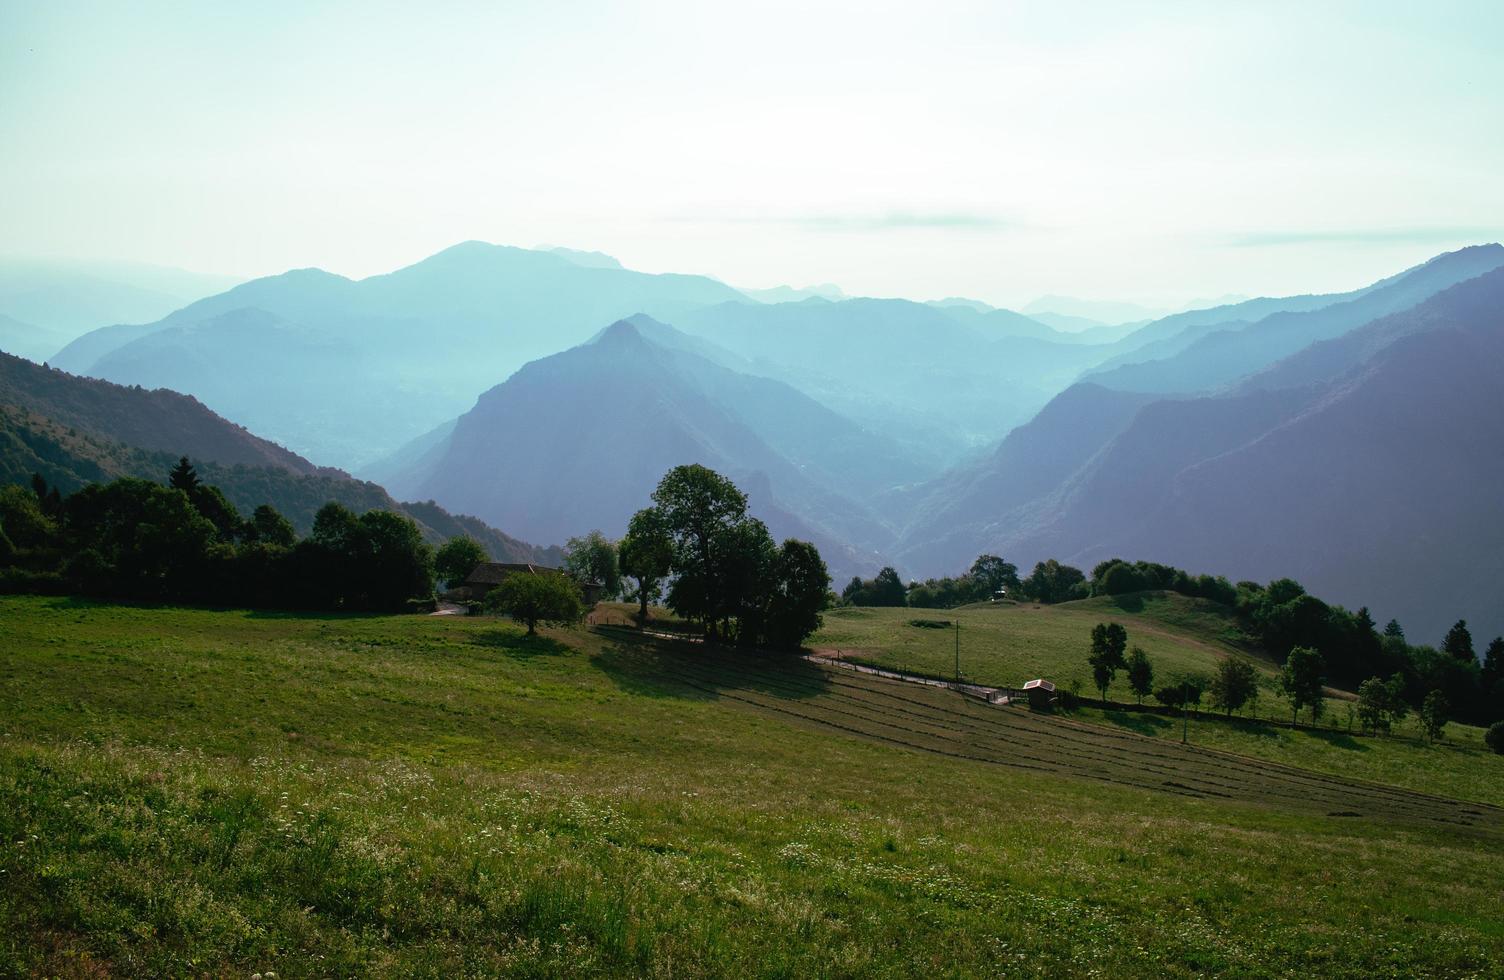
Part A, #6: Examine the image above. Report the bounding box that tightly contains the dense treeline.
[1,463,435,611]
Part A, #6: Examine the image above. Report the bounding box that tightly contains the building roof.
[462,562,560,586]
[1022,678,1056,692]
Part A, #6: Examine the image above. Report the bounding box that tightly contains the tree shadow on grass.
[469,629,571,659]
[1104,709,1174,736]
[1105,593,1146,614]
[591,628,830,702]
[1306,729,1370,752]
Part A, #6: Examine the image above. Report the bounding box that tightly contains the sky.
[1,0,1501,309]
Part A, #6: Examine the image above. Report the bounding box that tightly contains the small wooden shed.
[1022,678,1057,710]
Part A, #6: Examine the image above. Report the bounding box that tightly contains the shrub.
[1485,721,1504,755]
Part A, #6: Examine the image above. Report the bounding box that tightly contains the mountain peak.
[591,318,648,348]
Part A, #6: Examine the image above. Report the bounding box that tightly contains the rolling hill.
[0,352,559,562]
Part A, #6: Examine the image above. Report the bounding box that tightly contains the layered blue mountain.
[899,265,1504,643]
[51,243,749,468]
[378,318,925,579]
[1084,244,1504,393]
[0,259,238,364]
[669,297,1119,469]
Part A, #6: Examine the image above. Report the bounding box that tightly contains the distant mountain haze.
[1085,244,1504,394]
[379,318,918,579]
[51,242,749,468]
[902,264,1504,643]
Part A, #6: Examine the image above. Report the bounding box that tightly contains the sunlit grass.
[2,595,1502,976]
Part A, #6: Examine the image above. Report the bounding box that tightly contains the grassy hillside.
[1079,704,1504,808]
[814,591,1266,690]
[3,596,1502,976]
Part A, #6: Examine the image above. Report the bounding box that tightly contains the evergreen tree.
[1443,620,1475,662]
[168,456,201,493]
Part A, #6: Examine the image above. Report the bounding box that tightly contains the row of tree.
[837,550,1501,726]
[1083,620,1459,741]
[2,463,436,611]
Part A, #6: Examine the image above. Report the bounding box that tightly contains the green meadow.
[3,595,1502,976]
[815,593,1303,712]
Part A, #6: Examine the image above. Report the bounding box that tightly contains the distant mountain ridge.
[50,242,750,468]
[899,265,1504,643]
[379,317,928,579]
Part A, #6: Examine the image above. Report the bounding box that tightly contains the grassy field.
[814,592,1316,714]
[3,595,1504,976]
[1079,703,1504,808]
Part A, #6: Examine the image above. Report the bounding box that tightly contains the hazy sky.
[2,0,1500,308]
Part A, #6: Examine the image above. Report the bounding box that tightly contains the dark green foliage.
[843,567,908,607]
[1089,559,1237,604]
[1358,677,1398,735]
[168,455,201,492]
[1020,559,1087,604]
[764,539,832,650]
[0,473,435,612]
[1443,620,1475,662]
[1209,657,1258,717]
[619,507,673,625]
[246,503,296,548]
[969,554,1020,597]
[1126,647,1154,704]
[1281,646,1326,726]
[434,535,487,587]
[647,465,829,649]
[1154,676,1206,712]
[1420,690,1450,743]
[1383,619,1405,639]
[1486,721,1504,755]
[564,530,621,599]
[485,571,584,635]
[1087,622,1128,702]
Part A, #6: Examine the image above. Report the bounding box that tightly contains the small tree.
[1356,676,1392,735]
[435,536,487,587]
[1280,646,1325,726]
[1485,721,1504,755]
[485,572,583,635]
[1419,690,1449,743]
[1088,622,1129,703]
[247,504,296,548]
[1385,673,1411,729]
[1209,657,1258,717]
[1126,647,1154,704]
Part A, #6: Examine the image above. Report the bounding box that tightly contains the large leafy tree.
[653,464,751,636]
[435,535,487,588]
[620,507,674,625]
[969,554,1020,598]
[1280,645,1326,726]
[486,572,583,635]
[765,539,831,650]
[246,504,296,548]
[564,529,621,599]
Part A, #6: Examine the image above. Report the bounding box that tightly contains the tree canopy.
[485,571,583,635]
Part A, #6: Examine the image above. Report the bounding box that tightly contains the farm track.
[614,641,1503,835]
